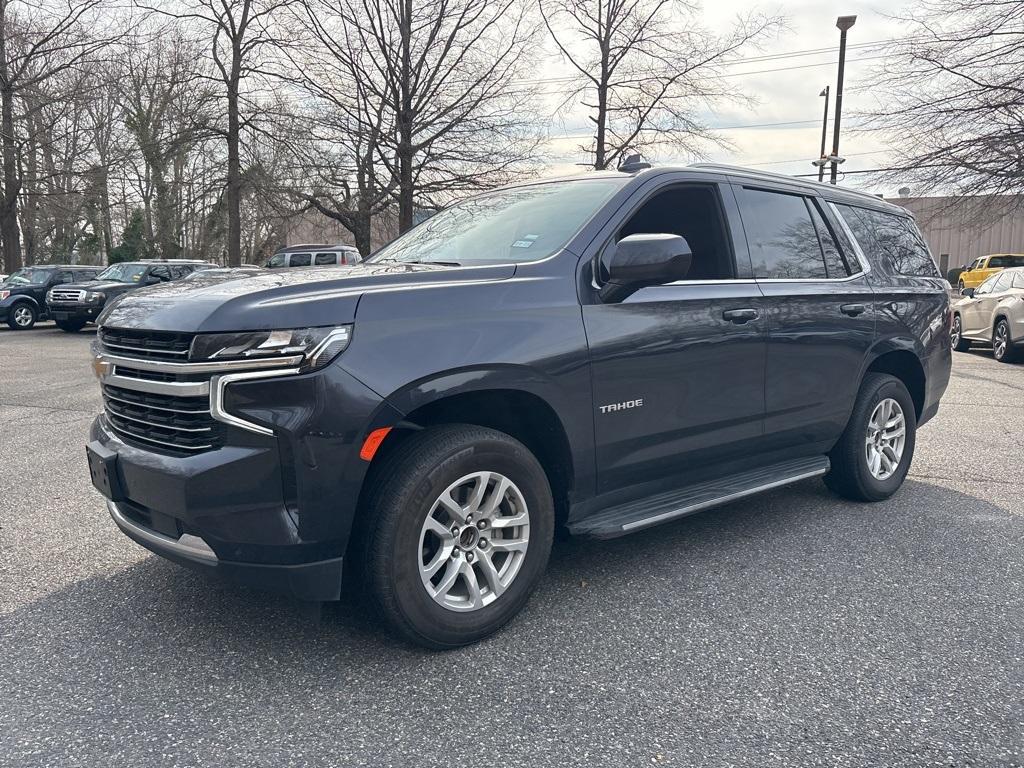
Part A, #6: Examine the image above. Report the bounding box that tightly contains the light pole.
[817,86,830,183]
[830,15,857,185]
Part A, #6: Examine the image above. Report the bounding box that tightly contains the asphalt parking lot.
[1,323,1022,767]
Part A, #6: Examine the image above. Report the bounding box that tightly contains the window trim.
[593,180,745,289]
[733,185,869,284]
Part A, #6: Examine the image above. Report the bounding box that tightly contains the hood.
[62,280,132,293]
[99,262,517,332]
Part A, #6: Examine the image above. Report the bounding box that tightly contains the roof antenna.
[618,153,651,173]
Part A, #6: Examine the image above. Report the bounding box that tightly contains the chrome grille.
[102,383,222,453]
[100,327,195,361]
[50,288,85,303]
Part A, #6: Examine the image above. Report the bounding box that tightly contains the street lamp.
[817,86,830,183]
[830,14,856,185]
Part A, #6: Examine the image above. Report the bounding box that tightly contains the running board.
[569,456,830,539]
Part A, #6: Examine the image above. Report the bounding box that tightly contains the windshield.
[97,263,149,283]
[369,179,624,265]
[4,268,50,286]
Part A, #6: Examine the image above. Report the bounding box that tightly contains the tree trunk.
[0,82,21,272]
[397,0,414,233]
[225,52,243,266]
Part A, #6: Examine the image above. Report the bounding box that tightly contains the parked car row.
[1,244,364,332]
[951,266,1024,363]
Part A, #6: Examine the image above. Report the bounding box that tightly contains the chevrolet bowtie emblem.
[92,357,113,379]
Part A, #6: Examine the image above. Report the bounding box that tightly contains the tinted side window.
[289,253,312,267]
[737,188,828,279]
[75,270,95,281]
[149,266,171,282]
[267,253,286,268]
[56,271,74,284]
[807,200,852,277]
[314,252,337,265]
[837,205,938,277]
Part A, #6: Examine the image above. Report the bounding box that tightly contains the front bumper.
[89,350,402,602]
[107,499,344,600]
[47,301,103,321]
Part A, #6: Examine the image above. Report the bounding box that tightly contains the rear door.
[583,177,768,493]
[734,185,876,452]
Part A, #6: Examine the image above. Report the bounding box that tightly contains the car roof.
[277,244,358,253]
[22,264,100,270]
[481,162,909,218]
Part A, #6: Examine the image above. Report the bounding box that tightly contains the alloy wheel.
[994,322,1008,360]
[13,306,33,327]
[950,316,961,348]
[864,398,906,481]
[417,471,530,612]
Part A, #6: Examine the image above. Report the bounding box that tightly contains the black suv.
[86,164,951,648]
[48,260,212,332]
[0,264,103,330]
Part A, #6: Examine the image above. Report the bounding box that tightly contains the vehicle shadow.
[3,478,1021,764]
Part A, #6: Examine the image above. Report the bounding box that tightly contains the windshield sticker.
[512,240,535,248]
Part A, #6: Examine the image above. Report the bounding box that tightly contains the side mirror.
[599,233,693,303]
[960,287,975,298]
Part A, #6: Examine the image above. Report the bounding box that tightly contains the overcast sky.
[535,0,911,195]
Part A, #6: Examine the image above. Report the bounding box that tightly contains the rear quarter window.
[835,204,939,278]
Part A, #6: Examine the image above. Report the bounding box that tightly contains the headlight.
[2,290,11,300]
[189,325,352,372]
[85,291,106,302]
[45,290,53,302]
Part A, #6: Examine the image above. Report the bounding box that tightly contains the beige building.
[887,195,1024,276]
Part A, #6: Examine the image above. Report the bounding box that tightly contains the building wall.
[887,195,1024,275]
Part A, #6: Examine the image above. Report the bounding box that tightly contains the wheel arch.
[359,367,584,531]
[862,346,926,420]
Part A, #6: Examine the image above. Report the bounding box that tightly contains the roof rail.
[689,162,899,208]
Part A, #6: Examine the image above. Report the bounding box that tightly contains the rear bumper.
[108,500,344,601]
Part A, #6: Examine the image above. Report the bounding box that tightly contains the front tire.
[360,424,554,649]
[6,302,36,330]
[825,373,917,502]
[950,314,971,351]
[993,319,1020,363]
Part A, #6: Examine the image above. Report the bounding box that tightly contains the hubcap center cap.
[458,526,480,550]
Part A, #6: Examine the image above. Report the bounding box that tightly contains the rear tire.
[55,319,87,333]
[993,319,1020,363]
[825,373,917,502]
[6,301,36,330]
[950,314,971,351]
[359,424,554,649]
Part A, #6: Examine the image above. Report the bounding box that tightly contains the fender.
[379,364,597,502]
[2,293,41,310]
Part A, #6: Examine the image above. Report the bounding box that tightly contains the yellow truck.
[958,253,1024,290]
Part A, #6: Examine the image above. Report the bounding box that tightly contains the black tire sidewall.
[373,430,554,647]
[849,377,917,500]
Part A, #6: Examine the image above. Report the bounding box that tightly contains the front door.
[582,180,767,494]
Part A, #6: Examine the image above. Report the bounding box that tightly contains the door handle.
[722,308,759,324]
[840,303,866,317]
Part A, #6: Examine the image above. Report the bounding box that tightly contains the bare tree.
[0,0,116,271]
[310,0,542,234]
[539,0,779,170]
[120,30,215,259]
[862,0,1024,206]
